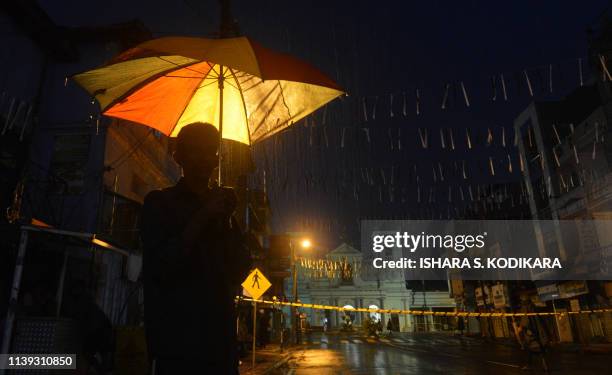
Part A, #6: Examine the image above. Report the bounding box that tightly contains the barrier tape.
[236,297,612,318]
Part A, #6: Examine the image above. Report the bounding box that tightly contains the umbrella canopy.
[72,36,344,145]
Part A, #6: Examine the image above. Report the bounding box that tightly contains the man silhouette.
[141,122,250,374]
[251,271,260,289]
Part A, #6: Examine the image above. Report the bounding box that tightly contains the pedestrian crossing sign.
[241,268,271,300]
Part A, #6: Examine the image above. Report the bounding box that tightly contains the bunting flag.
[460,81,470,107]
[553,147,561,167]
[466,128,472,149]
[297,256,361,280]
[398,128,402,150]
[1,97,33,140]
[363,127,371,143]
[432,164,437,183]
[491,76,497,101]
[500,73,508,101]
[552,124,561,145]
[599,55,612,81]
[333,53,603,129]
[372,96,378,120]
[1,97,16,134]
[559,173,567,191]
[578,58,584,87]
[255,51,609,228]
[4,101,26,134]
[573,144,580,164]
[418,128,428,148]
[527,125,533,147]
[524,70,534,96]
[549,64,554,93]
[441,83,450,109]
[514,127,519,147]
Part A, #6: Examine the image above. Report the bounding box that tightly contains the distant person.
[386,319,393,335]
[514,301,549,372]
[456,316,465,336]
[237,312,249,358]
[141,122,250,374]
[257,309,270,348]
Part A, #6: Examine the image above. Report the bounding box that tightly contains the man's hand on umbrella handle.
[202,187,237,217]
[181,188,238,251]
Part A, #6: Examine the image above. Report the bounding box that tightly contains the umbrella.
[71,36,344,147]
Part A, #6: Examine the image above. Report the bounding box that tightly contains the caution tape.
[236,296,612,318]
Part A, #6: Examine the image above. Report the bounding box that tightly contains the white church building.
[287,243,457,332]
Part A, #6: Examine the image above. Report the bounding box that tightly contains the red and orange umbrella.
[72,36,345,146]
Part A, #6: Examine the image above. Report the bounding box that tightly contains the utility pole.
[290,240,299,344]
[218,0,239,38]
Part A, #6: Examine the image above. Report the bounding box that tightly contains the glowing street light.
[286,234,313,344]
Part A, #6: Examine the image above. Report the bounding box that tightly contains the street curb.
[261,350,295,374]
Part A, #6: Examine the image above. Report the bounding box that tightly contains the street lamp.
[290,236,311,344]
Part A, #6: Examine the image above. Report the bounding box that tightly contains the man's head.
[174,122,219,184]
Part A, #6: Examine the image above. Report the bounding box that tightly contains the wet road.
[271,332,610,374]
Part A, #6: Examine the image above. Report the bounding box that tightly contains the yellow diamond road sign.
[242,268,271,300]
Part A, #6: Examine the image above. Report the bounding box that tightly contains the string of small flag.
[344,55,609,122]
[297,255,362,280]
[0,92,35,140]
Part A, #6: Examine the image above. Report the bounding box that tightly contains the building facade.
[512,20,612,342]
[0,3,175,356]
[289,243,456,332]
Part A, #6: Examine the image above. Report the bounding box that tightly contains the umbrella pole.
[218,65,225,186]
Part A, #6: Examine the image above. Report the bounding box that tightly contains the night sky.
[39,0,611,249]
